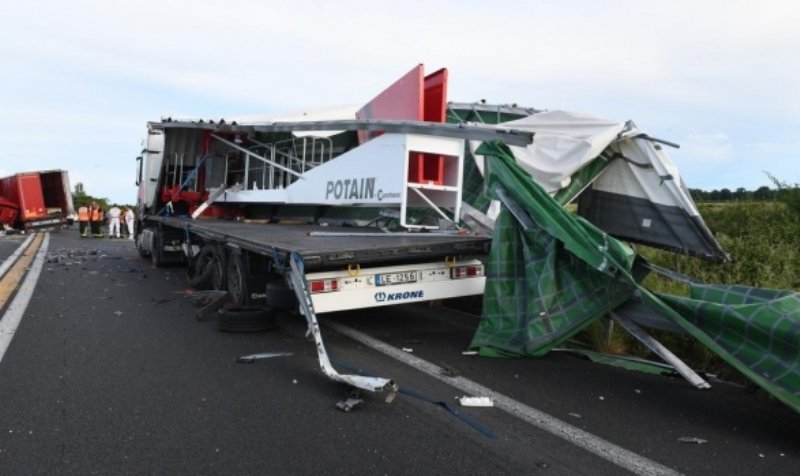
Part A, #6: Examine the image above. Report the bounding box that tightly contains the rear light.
[450,265,484,279]
[309,278,340,293]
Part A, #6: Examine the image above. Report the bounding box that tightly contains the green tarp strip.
[469,141,800,413]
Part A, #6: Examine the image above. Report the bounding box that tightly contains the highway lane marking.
[325,320,682,476]
[0,233,35,280]
[0,233,48,364]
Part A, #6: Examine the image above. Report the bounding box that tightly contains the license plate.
[376,271,417,286]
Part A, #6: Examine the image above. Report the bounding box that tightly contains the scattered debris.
[568,412,582,418]
[113,311,123,317]
[461,350,478,356]
[598,396,605,401]
[235,352,293,363]
[292,379,298,384]
[401,347,413,353]
[678,437,708,444]
[440,363,460,378]
[336,398,364,412]
[458,396,494,407]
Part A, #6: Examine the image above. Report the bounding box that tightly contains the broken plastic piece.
[336,398,364,412]
[678,437,708,444]
[401,347,413,353]
[459,396,494,407]
[461,350,478,356]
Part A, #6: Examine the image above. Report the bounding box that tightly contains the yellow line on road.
[0,233,44,311]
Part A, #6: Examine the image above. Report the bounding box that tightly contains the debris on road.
[440,363,460,378]
[336,398,364,412]
[678,437,708,444]
[401,347,413,353]
[458,396,494,407]
[236,352,293,363]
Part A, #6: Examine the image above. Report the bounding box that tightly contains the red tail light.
[309,279,340,293]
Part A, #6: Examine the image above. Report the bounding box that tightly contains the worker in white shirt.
[124,207,135,240]
[107,205,121,238]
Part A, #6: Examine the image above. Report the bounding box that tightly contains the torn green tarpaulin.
[656,285,800,410]
[469,141,800,413]
[555,348,678,376]
[470,141,636,357]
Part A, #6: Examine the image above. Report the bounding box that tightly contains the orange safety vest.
[78,206,89,221]
[91,208,102,221]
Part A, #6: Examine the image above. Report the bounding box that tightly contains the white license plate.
[376,271,417,286]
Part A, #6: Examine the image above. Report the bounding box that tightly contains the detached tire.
[187,245,215,289]
[217,307,277,332]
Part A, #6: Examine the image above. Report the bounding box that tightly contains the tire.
[151,229,164,267]
[137,235,150,258]
[265,278,297,311]
[187,245,215,289]
[226,252,249,306]
[210,245,228,291]
[217,306,277,332]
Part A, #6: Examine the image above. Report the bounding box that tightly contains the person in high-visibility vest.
[78,205,90,237]
[89,202,104,238]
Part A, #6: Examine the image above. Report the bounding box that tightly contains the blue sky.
[0,0,798,204]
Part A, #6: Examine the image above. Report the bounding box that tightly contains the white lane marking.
[0,233,49,364]
[0,234,35,279]
[325,320,681,476]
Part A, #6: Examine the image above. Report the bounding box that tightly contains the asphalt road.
[0,230,798,475]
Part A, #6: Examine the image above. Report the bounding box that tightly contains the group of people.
[77,202,135,239]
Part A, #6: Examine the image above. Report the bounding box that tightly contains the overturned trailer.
[0,170,74,230]
[134,64,798,412]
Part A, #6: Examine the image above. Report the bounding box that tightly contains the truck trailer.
[0,170,75,230]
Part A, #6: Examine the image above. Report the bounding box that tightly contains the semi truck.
[0,170,75,231]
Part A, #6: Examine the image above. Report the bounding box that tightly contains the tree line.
[688,186,775,202]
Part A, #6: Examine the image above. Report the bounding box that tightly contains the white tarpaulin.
[482,110,728,261]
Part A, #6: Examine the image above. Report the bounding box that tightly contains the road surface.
[0,230,798,475]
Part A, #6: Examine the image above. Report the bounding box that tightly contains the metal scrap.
[335,398,364,412]
[235,352,293,363]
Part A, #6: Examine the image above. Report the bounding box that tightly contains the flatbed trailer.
[150,216,490,270]
[140,215,491,394]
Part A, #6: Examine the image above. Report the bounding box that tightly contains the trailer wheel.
[210,245,228,291]
[187,245,215,289]
[217,306,277,332]
[226,252,249,306]
[265,278,297,311]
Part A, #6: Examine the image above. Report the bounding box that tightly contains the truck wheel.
[137,235,150,258]
[226,252,249,306]
[151,229,164,267]
[187,245,215,289]
[217,307,277,332]
[210,245,228,291]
